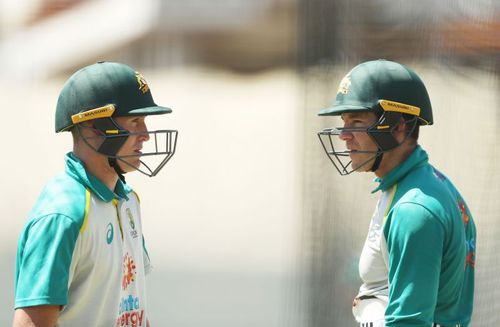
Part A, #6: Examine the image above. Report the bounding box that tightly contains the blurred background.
[0,0,498,326]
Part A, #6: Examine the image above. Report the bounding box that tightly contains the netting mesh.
[297,0,500,326]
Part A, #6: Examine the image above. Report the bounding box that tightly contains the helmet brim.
[127,105,172,116]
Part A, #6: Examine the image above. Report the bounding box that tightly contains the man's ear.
[83,121,106,136]
[73,123,103,143]
[391,116,410,143]
[395,116,407,132]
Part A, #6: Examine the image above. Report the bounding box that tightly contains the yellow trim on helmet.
[379,100,420,116]
[105,130,120,134]
[80,189,91,234]
[417,117,431,125]
[71,104,115,124]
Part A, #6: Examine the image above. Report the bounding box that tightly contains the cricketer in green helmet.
[318,60,476,327]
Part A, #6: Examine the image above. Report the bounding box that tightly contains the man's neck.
[73,149,119,192]
[374,142,417,178]
[85,160,120,192]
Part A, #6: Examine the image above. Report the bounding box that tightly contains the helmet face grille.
[317,128,381,175]
[77,118,178,177]
[317,111,418,176]
[114,129,178,177]
[76,117,178,177]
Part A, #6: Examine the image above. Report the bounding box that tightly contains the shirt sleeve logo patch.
[458,198,469,225]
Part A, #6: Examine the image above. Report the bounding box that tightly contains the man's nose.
[138,123,150,142]
[338,129,352,141]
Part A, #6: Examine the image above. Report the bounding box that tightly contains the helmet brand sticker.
[379,100,421,116]
[337,73,351,95]
[71,104,115,124]
[135,72,150,94]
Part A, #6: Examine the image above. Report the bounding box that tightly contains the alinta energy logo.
[118,253,144,327]
[122,253,137,290]
[117,295,145,327]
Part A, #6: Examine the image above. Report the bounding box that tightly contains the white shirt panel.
[357,186,395,298]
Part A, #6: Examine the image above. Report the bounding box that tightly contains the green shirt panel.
[380,146,475,326]
[15,173,86,308]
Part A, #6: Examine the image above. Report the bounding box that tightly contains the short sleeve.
[15,214,81,308]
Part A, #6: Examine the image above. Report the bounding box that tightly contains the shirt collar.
[371,145,429,193]
[65,152,131,202]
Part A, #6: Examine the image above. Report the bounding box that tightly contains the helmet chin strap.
[108,157,126,183]
[370,152,383,172]
[368,115,418,173]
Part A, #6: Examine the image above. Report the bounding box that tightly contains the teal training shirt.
[372,146,476,326]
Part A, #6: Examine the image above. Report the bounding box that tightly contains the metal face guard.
[317,127,381,176]
[317,111,418,176]
[113,129,178,177]
[77,125,178,177]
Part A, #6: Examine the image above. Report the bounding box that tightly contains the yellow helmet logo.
[135,72,150,94]
[337,73,351,95]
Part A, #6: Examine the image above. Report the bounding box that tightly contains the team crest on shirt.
[122,253,137,290]
[126,208,138,239]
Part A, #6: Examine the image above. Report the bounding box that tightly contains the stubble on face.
[341,112,379,173]
[114,116,149,173]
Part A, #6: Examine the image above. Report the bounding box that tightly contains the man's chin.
[351,159,374,173]
[352,166,369,173]
[117,160,140,173]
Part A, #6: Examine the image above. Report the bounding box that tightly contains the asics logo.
[106,223,114,244]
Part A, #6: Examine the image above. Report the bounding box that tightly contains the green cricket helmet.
[317,59,433,175]
[55,61,178,177]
